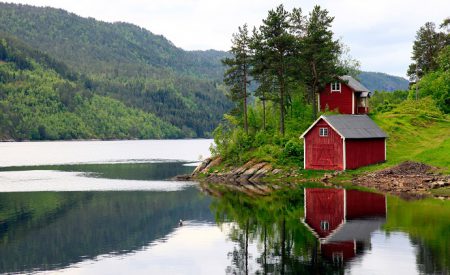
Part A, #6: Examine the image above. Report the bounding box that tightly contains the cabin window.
[319,128,328,137]
[320,220,330,231]
[332,252,344,265]
[331,82,341,92]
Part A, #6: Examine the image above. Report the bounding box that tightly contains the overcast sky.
[5,0,450,77]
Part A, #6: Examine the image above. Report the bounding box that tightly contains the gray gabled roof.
[324,115,387,139]
[300,115,387,139]
[323,218,386,244]
[339,75,371,95]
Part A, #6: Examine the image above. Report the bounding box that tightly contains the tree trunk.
[311,62,318,120]
[262,99,266,131]
[245,219,249,275]
[264,225,267,274]
[243,63,249,134]
[312,87,317,120]
[281,217,286,275]
[279,67,285,136]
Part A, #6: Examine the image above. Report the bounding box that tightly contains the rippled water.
[0,140,448,275]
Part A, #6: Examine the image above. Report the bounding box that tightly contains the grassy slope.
[374,114,450,173]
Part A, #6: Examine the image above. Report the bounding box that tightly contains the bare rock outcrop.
[190,157,279,185]
[353,161,450,197]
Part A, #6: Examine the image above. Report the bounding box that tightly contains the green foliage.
[222,24,251,133]
[300,5,342,119]
[213,95,313,166]
[0,38,182,140]
[371,98,450,172]
[370,90,410,113]
[0,3,233,137]
[384,197,450,272]
[415,45,450,113]
[407,21,449,80]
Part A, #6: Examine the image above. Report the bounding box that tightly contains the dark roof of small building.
[301,115,388,139]
[339,75,371,95]
[325,115,387,138]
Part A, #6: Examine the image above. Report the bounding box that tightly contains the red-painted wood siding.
[345,138,385,169]
[321,241,356,262]
[319,83,354,114]
[357,107,369,114]
[305,189,344,238]
[304,119,343,170]
[345,190,386,219]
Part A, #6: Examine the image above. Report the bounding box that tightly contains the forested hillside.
[358,71,409,91]
[0,2,232,138]
[0,2,412,140]
[0,33,182,140]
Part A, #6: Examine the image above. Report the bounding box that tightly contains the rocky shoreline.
[178,157,450,199]
[189,157,283,184]
[352,161,450,198]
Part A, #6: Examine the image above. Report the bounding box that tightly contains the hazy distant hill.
[0,2,231,137]
[358,71,409,92]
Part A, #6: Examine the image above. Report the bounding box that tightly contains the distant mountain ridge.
[358,72,409,92]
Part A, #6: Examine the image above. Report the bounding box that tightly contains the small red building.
[300,115,387,170]
[302,188,386,264]
[318,76,370,115]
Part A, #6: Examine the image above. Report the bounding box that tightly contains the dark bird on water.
[179,219,183,226]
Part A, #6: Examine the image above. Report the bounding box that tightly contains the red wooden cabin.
[318,75,370,115]
[302,188,386,264]
[300,115,387,170]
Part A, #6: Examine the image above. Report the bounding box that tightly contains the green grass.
[372,113,450,173]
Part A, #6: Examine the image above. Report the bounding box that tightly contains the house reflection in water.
[302,188,386,265]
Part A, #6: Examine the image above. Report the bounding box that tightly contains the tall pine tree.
[222,24,252,134]
[300,5,341,119]
[252,5,296,136]
[407,22,448,81]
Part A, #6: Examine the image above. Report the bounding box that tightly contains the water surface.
[0,140,448,274]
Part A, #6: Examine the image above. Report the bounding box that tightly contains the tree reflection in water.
[210,184,341,274]
[209,184,450,275]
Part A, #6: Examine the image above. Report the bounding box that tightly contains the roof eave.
[300,115,345,139]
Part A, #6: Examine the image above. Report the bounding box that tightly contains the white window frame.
[331,82,341,92]
[320,220,330,231]
[332,252,344,265]
[319,128,328,137]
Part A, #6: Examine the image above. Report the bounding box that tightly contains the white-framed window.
[331,82,341,92]
[320,220,330,231]
[319,128,328,137]
[332,252,344,265]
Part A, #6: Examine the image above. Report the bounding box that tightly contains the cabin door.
[311,144,337,168]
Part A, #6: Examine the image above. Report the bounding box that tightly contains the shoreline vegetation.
[187,98,450,198]
[186,9,450,199]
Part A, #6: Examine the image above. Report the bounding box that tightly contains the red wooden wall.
[357,106,369,114]
[321,241,356,262]
[345,138,385,169]
[345,190,386,219]
[304,119,343,170]
[305,189,344,238]
[319,83,354,114]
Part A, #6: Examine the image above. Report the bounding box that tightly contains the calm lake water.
[0,140,448,274]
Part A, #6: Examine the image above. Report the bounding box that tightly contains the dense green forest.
[0,34,182,140]
[0,2,232,139]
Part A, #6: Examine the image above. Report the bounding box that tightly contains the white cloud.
[5,0,450,77]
